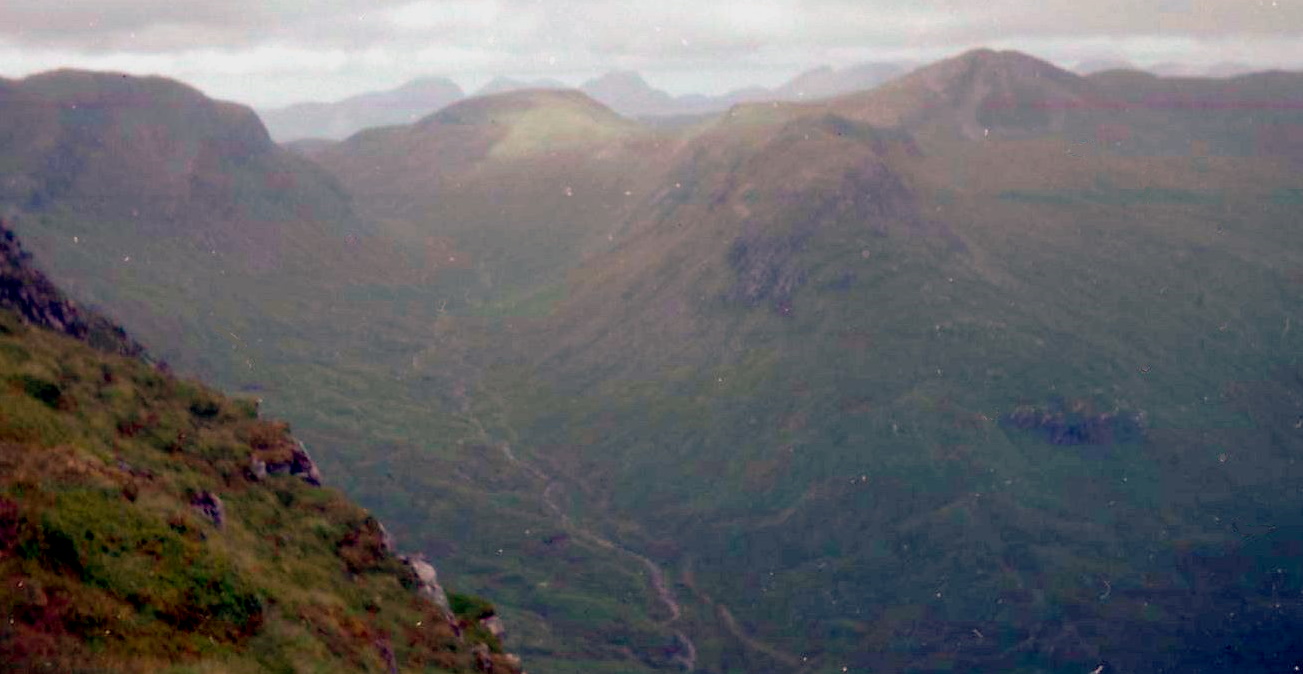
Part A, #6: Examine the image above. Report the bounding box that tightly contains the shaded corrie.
[1002,397,1146,446]
[725,232,810,313]
[721,120,945,314]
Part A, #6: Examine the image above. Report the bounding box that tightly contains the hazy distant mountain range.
[259,58,1287,142]
[474,75,568,97]
[1072,59,1264,77]
[258,62,912,141]
[259,75,465,142]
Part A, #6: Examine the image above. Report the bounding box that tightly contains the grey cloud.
[2,0,1301,108]
[4,0,1301,56]
[794,0,1303,43]
[0,0,373,51]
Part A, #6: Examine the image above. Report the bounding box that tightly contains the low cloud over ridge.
[2,0,1301,107]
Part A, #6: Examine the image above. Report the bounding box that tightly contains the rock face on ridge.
[0,218,144,357]
[268,441,323,486]
[402,554,454,615]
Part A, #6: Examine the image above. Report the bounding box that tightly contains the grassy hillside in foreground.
[0,222,522,672]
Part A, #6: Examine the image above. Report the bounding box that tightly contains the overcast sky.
[2,0,1301,108]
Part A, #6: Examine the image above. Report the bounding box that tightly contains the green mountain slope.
[431,50,1303,672]
[0,69,398,381]
[309,90,711,673]
[1,71,692,674]
[314,89,670,312]
[0,220,522,672]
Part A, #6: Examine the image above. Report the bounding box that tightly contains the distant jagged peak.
[257,75,465,141]
[785,65,836,85]
[579,70,680,116]
[1073,58,1140,76]
[582,69,658,90]
[774,61,908,100]
[265,75,463,111]
[388,74,464,95]
[580,70,674,105]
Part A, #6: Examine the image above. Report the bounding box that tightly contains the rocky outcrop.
[189,490,226,529]
[469,644,524,674]
[376,521,396,555]
[248,456,268,480]
[498,653,523,672]
[401,554,452,615]
[725,232,810,312]
[1003,399,1146,446]
[251,440,322,486]
[383,531,525,671]
[241,424,525,671]
[0,221,526,674]
[479,615,505,641]
[335,516,395,575]
[471,643,494,672]
[0,220,146,357]
[268,442,322,486]
[374,637,400,674]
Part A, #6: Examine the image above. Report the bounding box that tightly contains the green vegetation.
[0,311,517,673]
[487,94,641,159]
[14,373,63,408]
[448,593,496,622]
